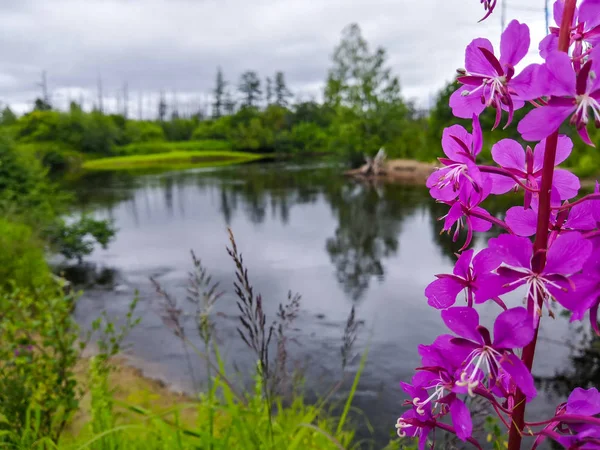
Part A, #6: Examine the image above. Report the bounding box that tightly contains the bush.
[0,286,80,443]
[123,121,166,144]
[0,219,50,290]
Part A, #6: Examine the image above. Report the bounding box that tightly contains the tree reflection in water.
[68,162,523,302]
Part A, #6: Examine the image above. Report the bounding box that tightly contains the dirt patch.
[344,159,437,185]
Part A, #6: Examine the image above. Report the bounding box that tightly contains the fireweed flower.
[450,20,542,128]
[477,233,593,324]
[399,336,475,441]
[518,47,600,144]
[505,199,596,236]
[557,249,600,334]
[439,306,537,401]
[425,249,494,309]
[426,115,485,201]
[489,135,580,204]
[540,0,600,62]
[548,388,600,448]
[440,181,494,250]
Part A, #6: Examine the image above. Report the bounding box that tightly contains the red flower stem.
[468,209,513,233]
[552,193,600,210]
[507,2,577,448]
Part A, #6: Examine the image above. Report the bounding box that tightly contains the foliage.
[0,285,81,443]
[49,215,116,263]
[238,71,262,108]
[0,219,51,290]
[112,140,232,156]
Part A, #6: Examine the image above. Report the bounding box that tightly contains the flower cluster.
[399,1,600,449]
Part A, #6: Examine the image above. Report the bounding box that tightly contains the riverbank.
[344,159,437,184]
[82,150,265,171]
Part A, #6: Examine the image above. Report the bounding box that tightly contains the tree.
[224,90,236,115]
[325,23,400,109]
[238,71,262,108]
[33,98,52,112]
[0,106,17,126]
[274,72,292,106]
[158,92,167,121]
[213,67,227,118]
[265,76,273,105]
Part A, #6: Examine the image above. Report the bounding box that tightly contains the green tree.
[239,71,262,108]
[33,98,52,112]
[213,67,227,118]
[0,106,17,126]
[274,71,292,106]
[265,76,273,105]
[158,92,167,121]
[325,23,407,165]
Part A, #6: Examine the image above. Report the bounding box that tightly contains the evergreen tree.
[238,71,261,108]
[213,67,227,118]
[274,72,292,106]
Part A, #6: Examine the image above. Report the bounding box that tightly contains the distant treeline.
[1,22,599,174]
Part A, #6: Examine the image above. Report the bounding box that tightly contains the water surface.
[66,162,590,447]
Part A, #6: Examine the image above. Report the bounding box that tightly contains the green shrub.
[0,286,81,443]
[0,219,50,290]
[123,121,165,144]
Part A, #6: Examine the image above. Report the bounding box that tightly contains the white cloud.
[0,0,549,114]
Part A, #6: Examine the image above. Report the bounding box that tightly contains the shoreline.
[344,159,437,184]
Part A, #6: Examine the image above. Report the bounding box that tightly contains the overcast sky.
[0,0,549,116]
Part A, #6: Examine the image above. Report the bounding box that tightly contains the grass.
[82,151,265,171]
[112,140,233,156]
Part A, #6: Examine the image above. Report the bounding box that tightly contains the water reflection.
[66,163,583,446]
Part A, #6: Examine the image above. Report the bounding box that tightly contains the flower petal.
[545,51,577,96]
[441,307,482,343]
[450,87,487,119]
[511,63,551,100]
[487,234,533,269]
[442,125,472,161]
[444,202,463,231]
[493,307,535,349]
[454,249,474,278]
[533,135,573,171]
[425,277,464,309]
[489,173,518,195]
[545,232,593,275]
[499,353,537,401]
[567,387,600,416]
[450,398,473,441]
[465,38,496,75]
[500,20,530,67]
[553,168,581,200]
[491,138,525,171]
[580,0,600,30]
[539,33,558,59]
[470,207,493,232]
[518,104,574,142]
[505,206,537,236]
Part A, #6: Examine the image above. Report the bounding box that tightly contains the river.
[64,161,592,448]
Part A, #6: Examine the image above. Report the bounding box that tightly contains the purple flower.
[400,336,475,441]
[518,48,600,145]
[439,306,537,400]
[540,0,600,62]
[557,249,600,334]
[450,20,542,128]
[489,135,580,204]
[426,116,485,201]
[441,181,493,250]
[505,200,596,237]
[425,246,505,309]
[395,410,434,449]
[477,233,593,324]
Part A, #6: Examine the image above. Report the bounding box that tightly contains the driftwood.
[345,151,437,185]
